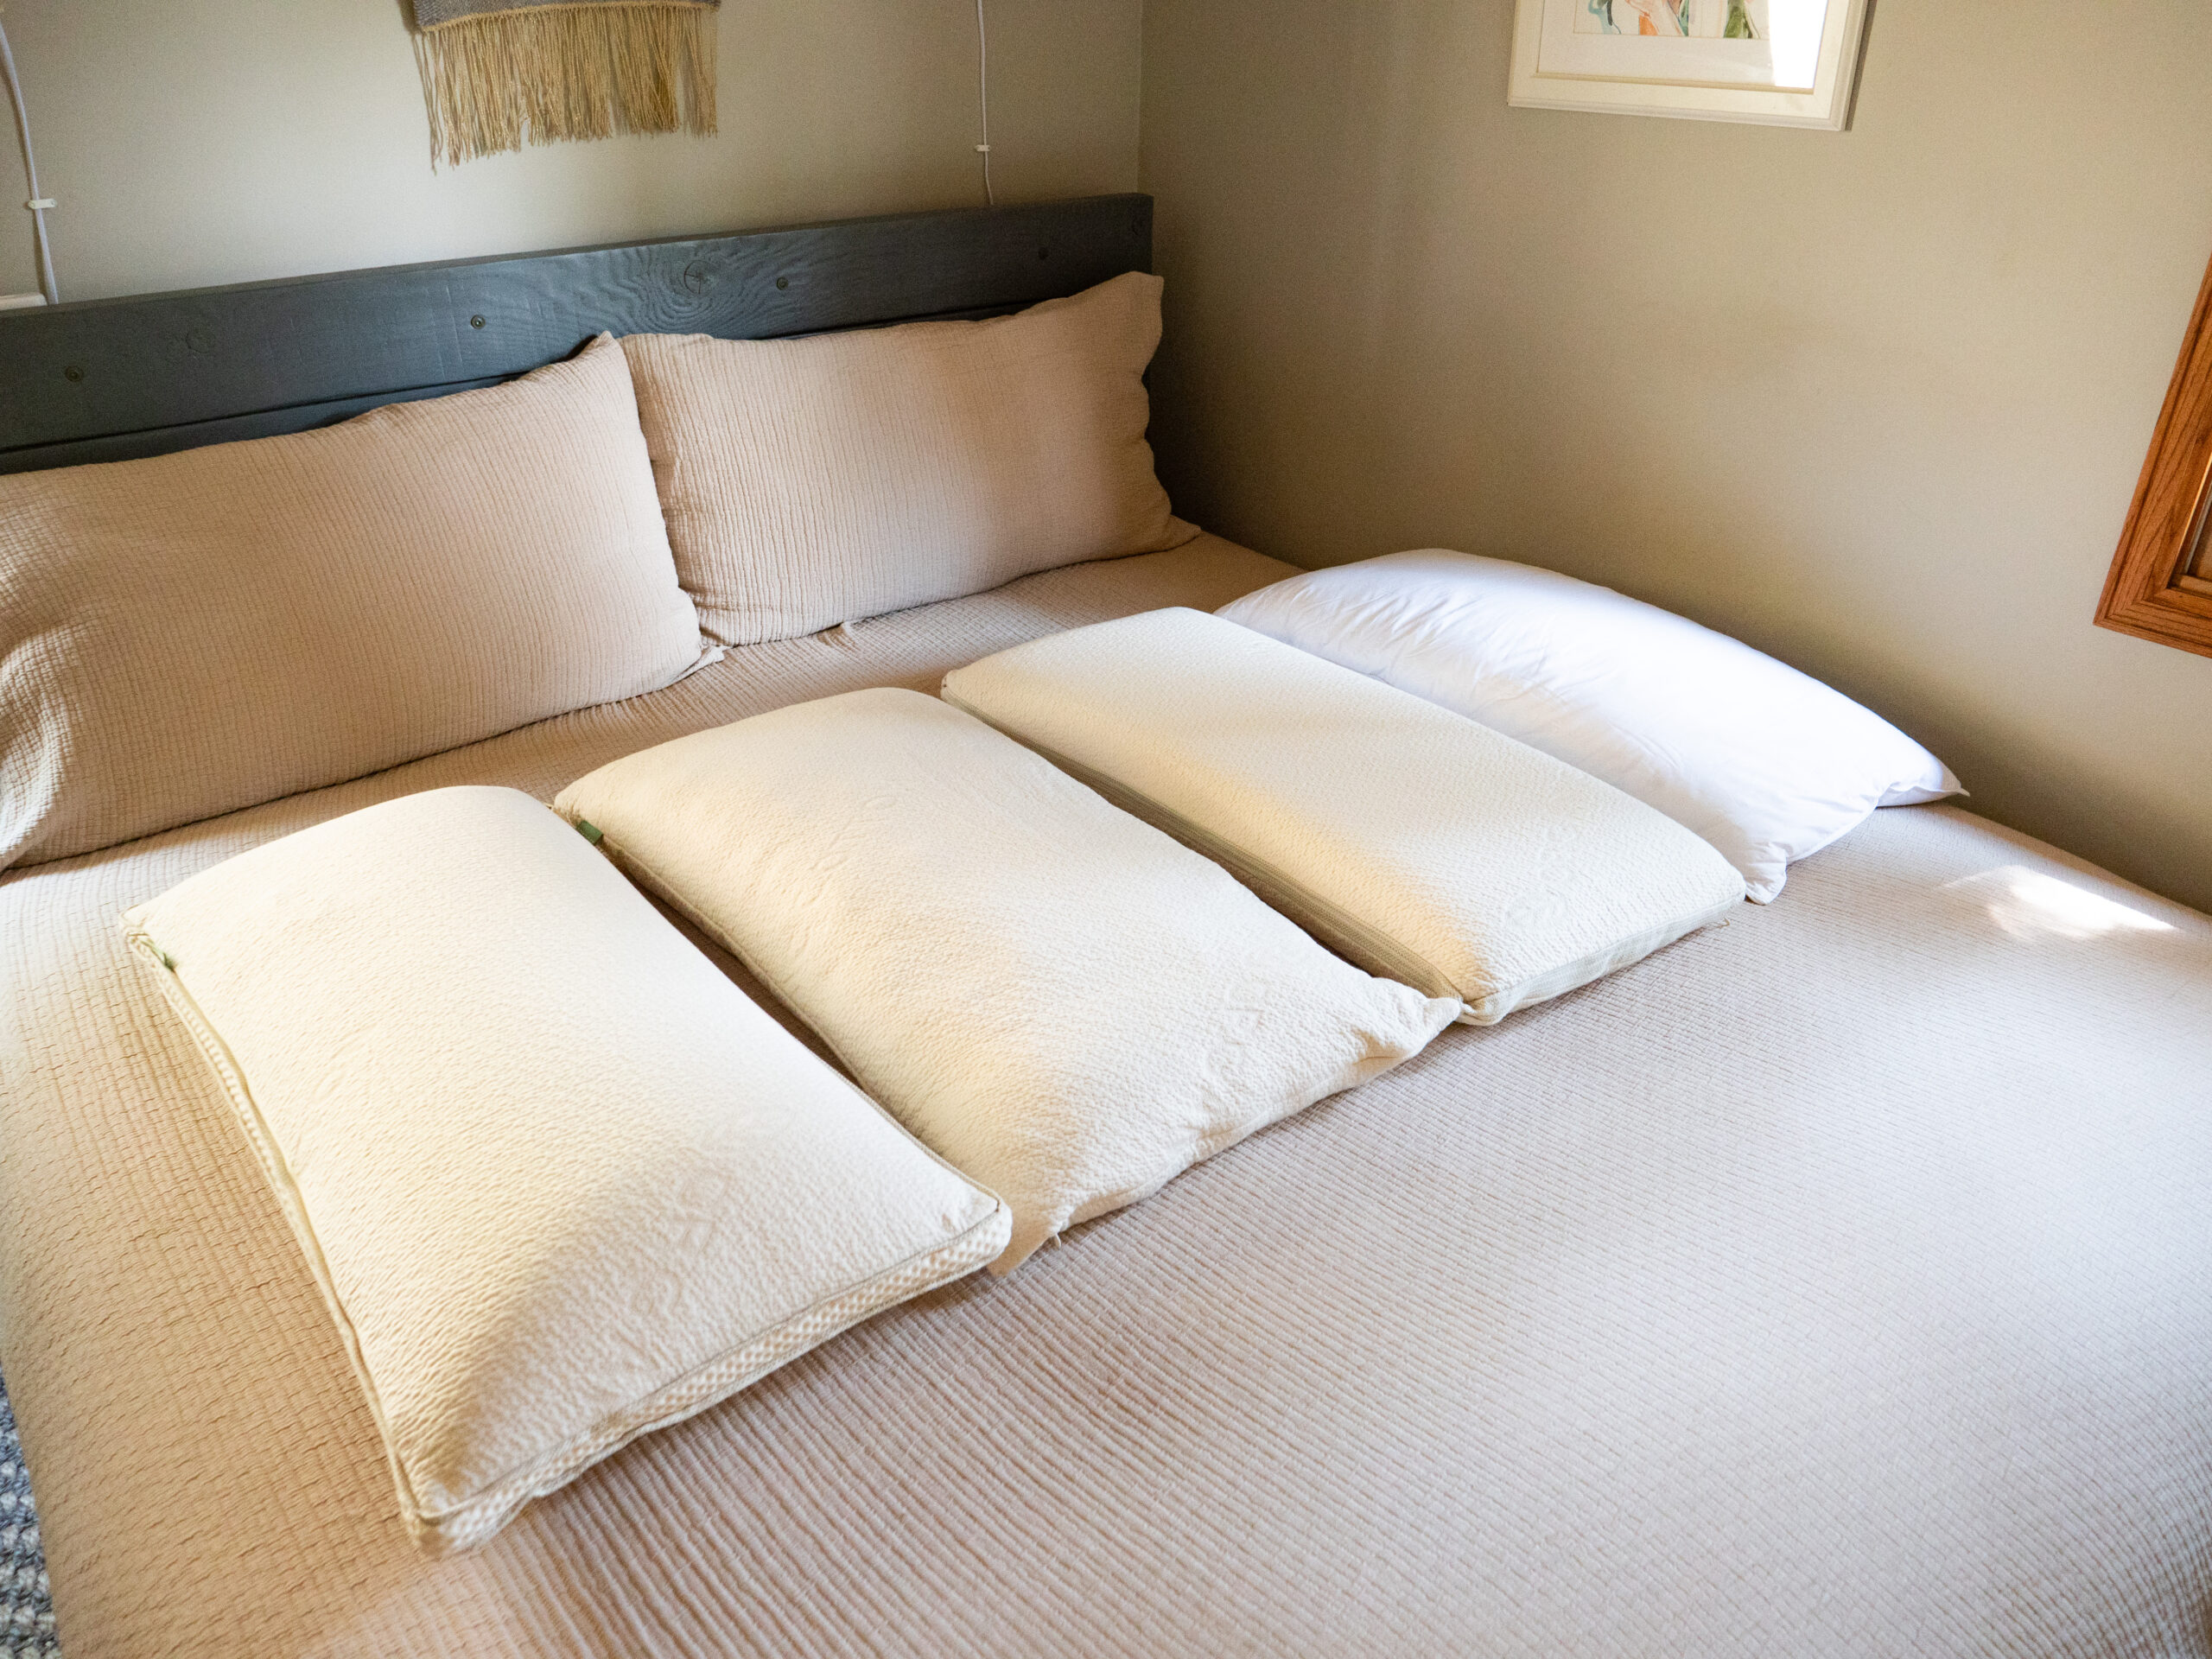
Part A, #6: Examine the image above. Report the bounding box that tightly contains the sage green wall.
[0,0,1141,302]
[1141,0,2212,913]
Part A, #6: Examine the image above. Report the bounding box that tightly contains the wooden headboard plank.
[0,378,514,474]
[0,194,1153,474]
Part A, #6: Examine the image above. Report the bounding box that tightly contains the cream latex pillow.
[556,689,1456,1272]
[124,786,1007,1553]
[620,272,1198,646]
[943,609,1747,1023]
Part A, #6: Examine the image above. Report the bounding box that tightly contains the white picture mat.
[1510,0,1869,130]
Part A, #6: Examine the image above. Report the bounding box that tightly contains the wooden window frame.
[2096,244,2212,658]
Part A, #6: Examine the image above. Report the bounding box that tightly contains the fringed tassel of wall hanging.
[412,0,719,168]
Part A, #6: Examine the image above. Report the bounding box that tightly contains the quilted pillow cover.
[944,608,1747,1023]
[556,689,1456,1271]
[123,786,1007,1552]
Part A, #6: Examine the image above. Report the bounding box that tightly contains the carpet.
[0,1371,58,1657]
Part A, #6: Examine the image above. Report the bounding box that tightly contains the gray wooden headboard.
[0,194,1152,476]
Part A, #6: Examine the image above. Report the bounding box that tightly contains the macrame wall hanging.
[411,1,720,168]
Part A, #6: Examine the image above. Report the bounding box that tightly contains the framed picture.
[1509,0,1872,130]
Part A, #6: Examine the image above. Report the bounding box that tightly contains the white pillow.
[1218,550,1961,902]
[555,689,1456,1272]
[124,786,1007,1553]
[943,609,1745,1024]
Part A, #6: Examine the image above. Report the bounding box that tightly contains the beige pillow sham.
[620,271,1198,647]
[944,608,1748,1023]
[0,335,709,872]
[124,786,1008,1553]
[556,689,1457,1272]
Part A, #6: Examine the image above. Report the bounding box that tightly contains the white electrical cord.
[973,0,994,207]
[0,15,56,305]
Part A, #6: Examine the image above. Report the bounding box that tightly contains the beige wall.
[1141,0,2212,914]
[0,0,1141,302]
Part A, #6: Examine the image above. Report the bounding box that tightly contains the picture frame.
[1509,0,1872,131]
[2094,239,2212,661]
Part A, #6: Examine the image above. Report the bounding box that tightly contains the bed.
[2,197,2209,1659]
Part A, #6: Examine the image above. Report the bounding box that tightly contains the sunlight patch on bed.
[1943,865,2177,944]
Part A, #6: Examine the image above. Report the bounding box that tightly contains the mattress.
[3,535,2209,1658]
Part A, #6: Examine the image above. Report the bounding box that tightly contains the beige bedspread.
[3,536,2209,1658]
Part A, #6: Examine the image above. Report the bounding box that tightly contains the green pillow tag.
[575,820,604,847]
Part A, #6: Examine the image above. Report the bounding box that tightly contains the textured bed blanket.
[3,537,2209,1658]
